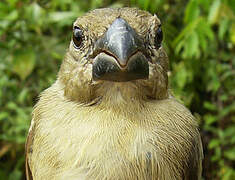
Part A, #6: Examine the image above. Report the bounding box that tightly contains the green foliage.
[0,0,234,179]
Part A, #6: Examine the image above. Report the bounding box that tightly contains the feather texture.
[26,7,203,180]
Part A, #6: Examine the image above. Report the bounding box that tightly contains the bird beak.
[92,18,149,82]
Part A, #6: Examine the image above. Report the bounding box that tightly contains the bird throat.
[96,82,145,108]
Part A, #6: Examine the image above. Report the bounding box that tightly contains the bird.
[25,7,203,180]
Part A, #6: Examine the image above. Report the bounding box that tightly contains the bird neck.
[94,82,147,111]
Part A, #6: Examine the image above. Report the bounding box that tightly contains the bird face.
[58,8,169,103]
[92,17,149,82]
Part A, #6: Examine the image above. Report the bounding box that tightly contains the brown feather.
[25,124,34,180]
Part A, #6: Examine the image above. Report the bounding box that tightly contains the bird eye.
[73,26,83,49]
[155,26,163,49]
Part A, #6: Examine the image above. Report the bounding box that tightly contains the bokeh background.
[0,0,234,179]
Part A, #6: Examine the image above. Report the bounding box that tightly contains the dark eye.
[73,26,83,48]
[155,26,163,49]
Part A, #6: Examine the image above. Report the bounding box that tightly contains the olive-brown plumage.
[26,8,203,180]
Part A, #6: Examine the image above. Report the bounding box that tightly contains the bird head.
[58,8,169,104]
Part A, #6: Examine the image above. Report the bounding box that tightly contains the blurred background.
[0,0,234,179]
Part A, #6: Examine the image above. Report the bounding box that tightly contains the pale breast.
[29,96,199,180]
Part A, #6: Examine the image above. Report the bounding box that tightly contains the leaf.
[222,167,235,180]
[208,0,221,24]
[6,0,18,7]
[181,31,199,58]
[48,11,77,25]
[224,126,235,138]
[211,147,221,161]
[27,3,45,26]
[108,2,124,8]
[184,0,200,23]
[173,18,200,47]
[198,19,214,41]
[207,71,220,92]
[7,101,18,111]
[9,169,22,180]
[5,10,18,21]
[224,150,235,160]
[174,62,187,88]
[17,89,28,104]
[218,103,235,118]
[187,31,199,58]
[208,139,220,149]
[0,112,8,121]
[219,94,228,101]
[203,101,217,111]
[137,0,145,9]
[175,39,185,55]
[12,49,36,80]
[143,0,151,10]
[219,18,229,40]
[91,0,104,9]
[230,23,235,45]
[204,114,217,125]
[197,31,207,53]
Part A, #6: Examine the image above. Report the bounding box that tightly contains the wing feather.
[25,120,34,180]
[184,135,204,180]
